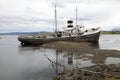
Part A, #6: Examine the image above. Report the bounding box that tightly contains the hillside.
[0,31,52,35]
[112,28,120,31]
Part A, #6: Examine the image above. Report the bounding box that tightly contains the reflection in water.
[54,50,65,74]
[0,35,120,80]
[17,46,56,80]
[18,45,120,69]
[17,43,120,79]
[56,50,58,74]
[18,46,45,53]
[67,53,73,65]
[90,42,100,48]
[43,50,65,74]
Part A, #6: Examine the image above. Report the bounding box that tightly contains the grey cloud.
[0,15,54,25]
[75,17,92,21]
[25,0,120,5]
[48,0,111,5]
[0,15,55,32]
[59,16,92,21]
[0,0,120,32]
[51,2,65,8]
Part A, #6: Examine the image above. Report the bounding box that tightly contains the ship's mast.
[75,6,78,27]
[55,5,57,32]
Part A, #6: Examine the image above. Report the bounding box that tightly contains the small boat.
[18,6,101,46]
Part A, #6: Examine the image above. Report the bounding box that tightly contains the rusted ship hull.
[18,31,101,46]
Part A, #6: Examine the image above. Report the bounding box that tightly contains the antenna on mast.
[55,4,57,32]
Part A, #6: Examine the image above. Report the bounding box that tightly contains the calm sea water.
[0,35,120,80]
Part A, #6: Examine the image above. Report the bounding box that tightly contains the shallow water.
[0,35,120,80]
[99,34,120,50]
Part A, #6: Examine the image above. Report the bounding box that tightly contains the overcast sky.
[0,0,120,33]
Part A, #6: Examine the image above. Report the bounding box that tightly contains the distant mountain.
[111,28,120,31]
[0,31,52,35]
[0,32,38,35]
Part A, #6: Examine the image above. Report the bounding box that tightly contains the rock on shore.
[53,64,120,80]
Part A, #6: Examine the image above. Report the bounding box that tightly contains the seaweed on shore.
[54,64,120,80]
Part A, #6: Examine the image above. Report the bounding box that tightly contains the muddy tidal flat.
[42,41,120,55]
[43,41,120,80]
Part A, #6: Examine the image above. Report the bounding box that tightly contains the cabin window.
[92,28,95,31]
[85,30,88,32]
[67,20,73,23]
[69,34,71,36]
[67,25,73,28]
[59,31,62,34]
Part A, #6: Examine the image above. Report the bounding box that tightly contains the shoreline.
[42,41,120,80]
